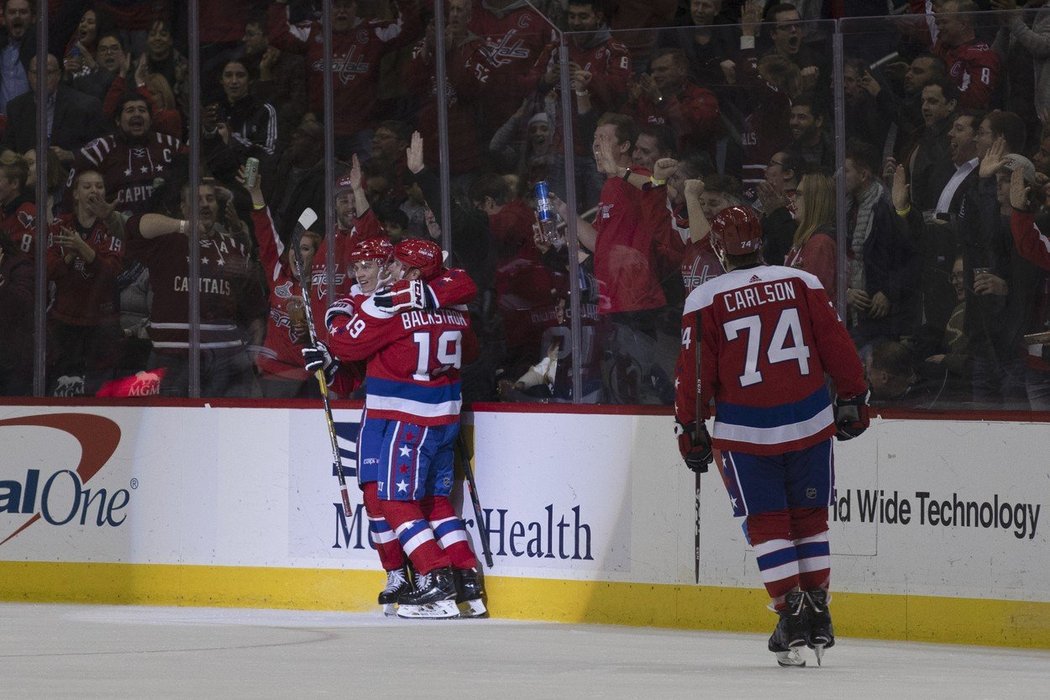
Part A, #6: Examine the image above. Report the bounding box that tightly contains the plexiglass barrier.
[1,3,1046,413]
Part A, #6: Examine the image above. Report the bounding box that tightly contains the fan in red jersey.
[46,169,125,396]
[124,178,267,397]
[675,205,869,668]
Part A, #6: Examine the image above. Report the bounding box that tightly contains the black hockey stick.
[291,207,352,517]
[456,427,494,569]
[694,311,703,585]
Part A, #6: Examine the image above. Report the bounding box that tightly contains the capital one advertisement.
[1,407,1049,603]
[0,407,640,580]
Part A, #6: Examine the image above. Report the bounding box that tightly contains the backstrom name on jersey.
[399,308,467,330]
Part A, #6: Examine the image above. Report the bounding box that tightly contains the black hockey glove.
[675,421,712,473]
[302,341,339,385]
[834,389,871,441]
[373,279,437,313]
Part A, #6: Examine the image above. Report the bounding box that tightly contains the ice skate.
[805,589,835,665]
[395,567,459,619]
[768,591,808,668]
[378,566,413,616]
[454,569,488,618]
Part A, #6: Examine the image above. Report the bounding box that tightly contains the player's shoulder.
[683,265,824,314]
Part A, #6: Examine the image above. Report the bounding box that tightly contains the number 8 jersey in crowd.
[675,265,866,456]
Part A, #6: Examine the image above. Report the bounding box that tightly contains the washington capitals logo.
[482,30,531,68]
[315,48,369,85]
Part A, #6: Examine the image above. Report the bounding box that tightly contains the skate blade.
[813,644,825,666]
[396,599,460,619]
[775,650,806,668]
[382,603,396,617]
[457,599,488,618]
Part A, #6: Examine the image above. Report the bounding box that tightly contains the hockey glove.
[373,279,437,313]
[302,342,339,385]
[324,299,354,331]
[834,389,871,441]
[675,421,712,473]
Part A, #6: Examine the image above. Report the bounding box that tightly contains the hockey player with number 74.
[673,206,870,667]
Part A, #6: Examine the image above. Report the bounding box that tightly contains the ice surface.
[2,603,1048,698]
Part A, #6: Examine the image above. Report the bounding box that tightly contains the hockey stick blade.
[297,207,318,233]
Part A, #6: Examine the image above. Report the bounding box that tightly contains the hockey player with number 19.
[320,238,485,618]
[673,206,869,667]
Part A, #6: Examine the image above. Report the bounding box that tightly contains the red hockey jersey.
[125,218,266,352]
[329,299,471,426]
[0,195,37,255]
[933,39,1000,109]
[69,131,184,216]
[45,214,123,326]
[675,265,866,455]
[267,3,416,137]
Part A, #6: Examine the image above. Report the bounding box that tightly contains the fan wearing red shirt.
[45,169,124,396]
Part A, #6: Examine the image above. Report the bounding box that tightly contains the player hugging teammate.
[304,237,487,619]
[673,206,870,667]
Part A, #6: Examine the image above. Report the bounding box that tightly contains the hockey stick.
[694,311,703,586]
[456,427,494,569]
[291,207,352,518]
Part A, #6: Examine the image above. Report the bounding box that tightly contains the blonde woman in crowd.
[784,170,837,296]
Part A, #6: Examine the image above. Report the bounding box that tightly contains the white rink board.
[0,406,1047,603]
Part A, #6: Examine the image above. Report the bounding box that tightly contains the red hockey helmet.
[393,238,444,280]
[348,236,393,265]
[709,206,763,257]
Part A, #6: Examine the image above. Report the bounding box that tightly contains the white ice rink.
[3,603,1050,698]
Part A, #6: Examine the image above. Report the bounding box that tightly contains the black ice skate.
[454,569,488,618]
[395,566,459,619]
[804,589,835,665]
[768,590,808,667]
[378,565,413,616]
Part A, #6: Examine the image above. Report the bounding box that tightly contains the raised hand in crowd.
[83,189,119,226]
[740,0,763,38]
[891,164,910,213]
[407,130,425,174]
[592,132,621,177]
[860,69,881,97]
[756,180,787,214]
[653,157,678,183]
[134,54,149,88]
[569,62,592,94]
[1009,166,1035,211]
[259,47,281,81]
[979,136,1008,179]
[683,179,711,243]
[882,156,898,185]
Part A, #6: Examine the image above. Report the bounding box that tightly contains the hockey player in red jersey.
[308,238,483,618]
[673,206,870,667]
[308,235,415,615]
